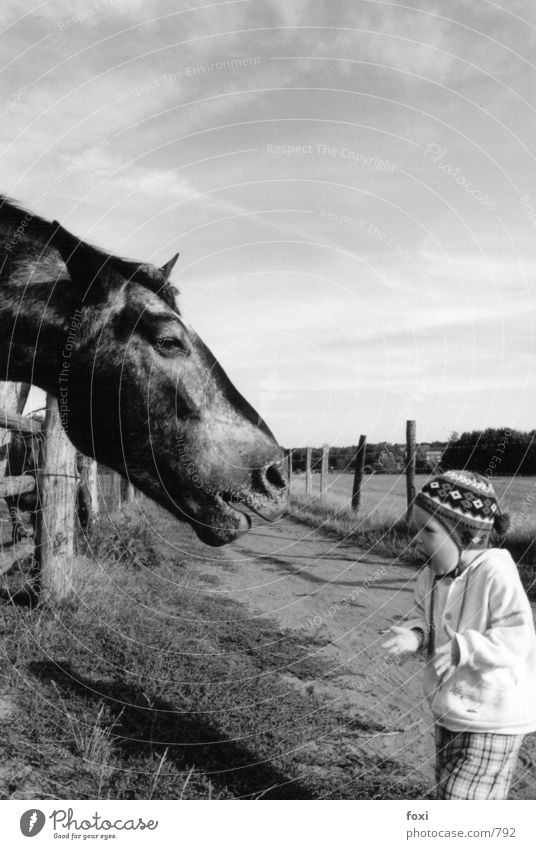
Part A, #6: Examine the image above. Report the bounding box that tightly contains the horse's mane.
[0,194,53,243]
[0,195,178,311]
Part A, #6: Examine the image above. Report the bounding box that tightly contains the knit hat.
[415,470,506,551]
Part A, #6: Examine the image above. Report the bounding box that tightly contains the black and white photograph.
[1,0,536,843]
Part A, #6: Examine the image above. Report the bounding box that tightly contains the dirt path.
[148,505,536,799]
[205,514,437,789]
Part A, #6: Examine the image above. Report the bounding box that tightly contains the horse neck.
[0,259,84,392]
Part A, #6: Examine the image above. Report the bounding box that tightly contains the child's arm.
[402,567,431,651]
[456,566,534,669]
[382,569,430,655]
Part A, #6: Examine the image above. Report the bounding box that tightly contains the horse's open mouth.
[189,492,250,546]
[219,489,286,522]
[191,487,285,546]
[218,491,252,523]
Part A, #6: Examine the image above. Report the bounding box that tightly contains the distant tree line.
[441,428,536,476]
[288,441,447,475]
[288,429,536,476]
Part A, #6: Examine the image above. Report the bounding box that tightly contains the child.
[382,470,536,800]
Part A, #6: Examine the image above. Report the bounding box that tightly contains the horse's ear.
[160,253,179,281]
[51,221,117,293]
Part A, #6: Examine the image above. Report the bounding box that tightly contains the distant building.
[425,450,443,471]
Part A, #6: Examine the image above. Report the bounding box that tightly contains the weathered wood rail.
[0,475,35,498]
[0,410,42,435]
[0,382,135,604]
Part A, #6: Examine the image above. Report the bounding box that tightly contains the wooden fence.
[290,420,418,519]
[0,384,137,605]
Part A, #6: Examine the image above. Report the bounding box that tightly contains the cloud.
[3,0,535,443]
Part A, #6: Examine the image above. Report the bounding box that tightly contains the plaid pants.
[435,725,524,800]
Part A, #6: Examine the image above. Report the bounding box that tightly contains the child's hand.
[431,625,459,680]
[382,626,421,655]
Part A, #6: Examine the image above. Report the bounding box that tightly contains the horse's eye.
[154,336,187,357]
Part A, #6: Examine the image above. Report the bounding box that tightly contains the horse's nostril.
[265,463,287,490]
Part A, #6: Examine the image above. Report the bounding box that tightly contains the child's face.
[413,506,459,575]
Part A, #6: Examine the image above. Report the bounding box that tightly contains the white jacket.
[406,548,536,734]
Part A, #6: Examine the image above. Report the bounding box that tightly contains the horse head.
[47,222,288,546]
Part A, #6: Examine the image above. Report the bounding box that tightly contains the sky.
[1,0,535,447]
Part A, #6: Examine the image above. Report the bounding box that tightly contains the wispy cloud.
[3,0,535,441]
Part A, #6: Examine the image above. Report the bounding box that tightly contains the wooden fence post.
[77,454,99,530]
[351,434,367,512]
[0,383,30,477]
[86,459,100,519]
[320,443,329,502]
[305,446,312,496]
[121,477,136,504]
[112,472,122,511]
[406,419,417,525]
[35,394,78,605]
[287,450,293,500]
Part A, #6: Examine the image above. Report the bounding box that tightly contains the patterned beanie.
[415,470,500,551]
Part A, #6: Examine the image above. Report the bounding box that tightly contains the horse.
[0,196,287,546]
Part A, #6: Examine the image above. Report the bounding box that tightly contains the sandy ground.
[149,506,536,799]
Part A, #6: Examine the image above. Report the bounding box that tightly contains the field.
[290,473,536,571]
[292,472,536,527]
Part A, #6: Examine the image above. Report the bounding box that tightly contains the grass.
[288,473,536,588]
[0,510,429,800]
[288,488,411,557]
